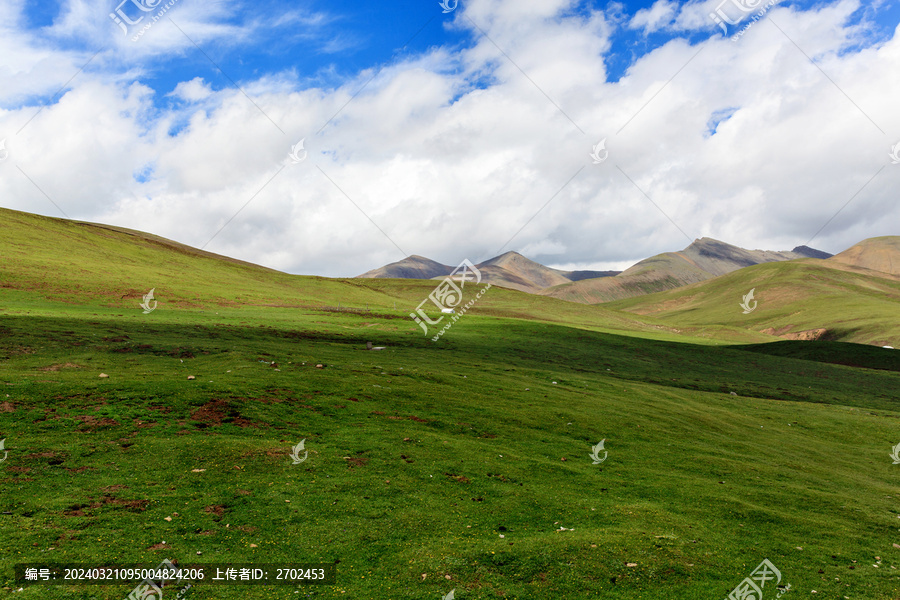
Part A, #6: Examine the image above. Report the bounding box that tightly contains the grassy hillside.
[0,207,677,342]
[1,208,900,599]
[607,259,900,347]
[543,238,822,304]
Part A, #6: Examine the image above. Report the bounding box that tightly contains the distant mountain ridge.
[357,251,618,293]
[358,238,835,301]
[543,238,834,304]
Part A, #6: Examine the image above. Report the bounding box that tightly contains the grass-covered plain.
[1,302,899,599]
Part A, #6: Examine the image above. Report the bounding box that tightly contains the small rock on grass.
[99,373,109,378]
[187,375,196,380]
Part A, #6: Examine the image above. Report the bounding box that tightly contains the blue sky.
[1,0,899,275]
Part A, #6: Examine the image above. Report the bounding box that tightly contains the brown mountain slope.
[357,255,453,279]
[358,251,619,292]
[827,236,900,275]
[477,252,572,291]
[542,238,830,304]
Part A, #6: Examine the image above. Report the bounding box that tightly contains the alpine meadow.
[2,1,900,599]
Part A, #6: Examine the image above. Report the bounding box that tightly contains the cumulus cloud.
[0,0,897,277]
[630,0,678,33]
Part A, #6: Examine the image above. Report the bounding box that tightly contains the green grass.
[607,259,900,346]
[1,208,900,598]
[1,306,899,599]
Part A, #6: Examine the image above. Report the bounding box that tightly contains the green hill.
[606,259,900,347]
[1,208,899,599]
[543,238,828,304]
[0,207,673,340]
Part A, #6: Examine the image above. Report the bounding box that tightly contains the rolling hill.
[606,256,900,347]
[0,207,671,340]
[828,235,900,275]
[542,238,832,304]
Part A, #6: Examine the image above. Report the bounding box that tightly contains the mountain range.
[358,238,839,302]
[358,252,618,293]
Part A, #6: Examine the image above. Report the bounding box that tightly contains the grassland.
[1,208,899,599]
[608,259,900,347]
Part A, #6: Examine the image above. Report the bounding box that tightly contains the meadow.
[1,208,899,599]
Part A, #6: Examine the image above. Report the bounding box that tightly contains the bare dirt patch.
[446,473,471,484]
[204,505,226,517]
[65,467,94,473]
[761,325,795,336]
[39,363,82,372]
[190,400,261,428]
[784,328,832,341]
[24,451,58,459]
[761,326,831,340]
[75,415,120,428]
[0,402,14,412]
[147,543,170,550]
[346,457,369,468]
[191,400,227,425]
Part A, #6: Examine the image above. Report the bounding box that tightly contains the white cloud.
[0,0,898,278]
[629,0,678,33]
[169,77,213,101]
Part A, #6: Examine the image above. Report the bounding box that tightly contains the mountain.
[827,235,900,275]
[357,255,454,280]
[542,238,833,304]
[358,251,619,293]
[605,255,900,347]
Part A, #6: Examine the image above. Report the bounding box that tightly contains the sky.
[0,0,899,276]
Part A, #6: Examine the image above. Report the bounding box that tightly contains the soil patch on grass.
[39,362,82,371]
